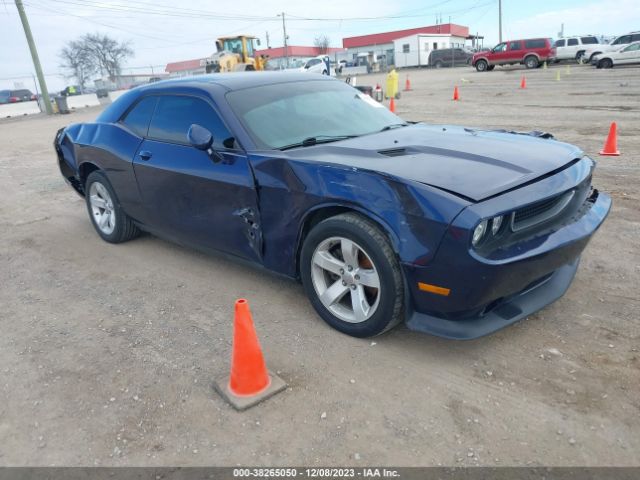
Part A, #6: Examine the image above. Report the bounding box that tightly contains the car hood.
[282,124,584,201]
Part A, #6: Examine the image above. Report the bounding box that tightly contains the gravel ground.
[0,63,638,467]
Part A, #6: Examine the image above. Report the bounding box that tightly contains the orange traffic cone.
[520,76,527,89]
[404,75,411,91]
[214,299,286,410]
[599,122,620,156]
[452,86,460,101]
[389,96,396,112]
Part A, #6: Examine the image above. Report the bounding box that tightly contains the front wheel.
[300,213,404,337]
[85,171,140,244]
[475,59,488,72]
[598,58,613,69]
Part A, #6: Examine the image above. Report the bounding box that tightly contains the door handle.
[138,150,153,161]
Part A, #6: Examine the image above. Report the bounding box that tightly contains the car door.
[132,94,262,262]
[617,42,640,64]
[489,42,509,64]
[507,40,523,63]
[566,38,579,58]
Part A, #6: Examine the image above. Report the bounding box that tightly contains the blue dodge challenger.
[54,72,611,339]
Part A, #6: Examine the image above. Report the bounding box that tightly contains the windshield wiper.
[380,123,409,132]
[278,135,358,151]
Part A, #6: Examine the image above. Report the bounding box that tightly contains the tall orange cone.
[599,122,620,156]
[404,75,411,91]
[389,96,396,112]
[520,76,527,89]
[214,299,286,410]
[452,85,460,101]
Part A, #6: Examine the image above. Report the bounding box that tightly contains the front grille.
[511,190,575,232]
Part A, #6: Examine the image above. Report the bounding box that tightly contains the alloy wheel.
[89,182,116,235]
[310,236,381,323]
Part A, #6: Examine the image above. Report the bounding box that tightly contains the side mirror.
[188,124,213,150]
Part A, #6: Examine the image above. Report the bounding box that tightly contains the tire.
[475,59,488,72]
[575,51,585,63]
[300,213,404,337]
[599,58,613,69]
[435,60,443,69]
[84,171,140,244]
[524,55,539,69]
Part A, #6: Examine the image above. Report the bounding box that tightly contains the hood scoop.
[378,147,409,157]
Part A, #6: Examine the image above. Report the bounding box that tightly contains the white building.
[393,34,467,68]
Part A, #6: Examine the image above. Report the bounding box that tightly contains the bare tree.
[60,33,133,86]
[314,35,331,54]
[59,40,96,91]
[81,33,133,80]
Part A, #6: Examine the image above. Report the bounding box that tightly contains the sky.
[1,0,638,91]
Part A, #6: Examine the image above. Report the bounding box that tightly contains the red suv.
[472,38,555,71]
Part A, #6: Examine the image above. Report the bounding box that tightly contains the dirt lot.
[0,64,638,467]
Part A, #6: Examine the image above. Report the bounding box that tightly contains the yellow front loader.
[205,35,266,73]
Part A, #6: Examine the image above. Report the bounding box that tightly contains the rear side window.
[632,34,640,42]
[581,36,598,44]
[122,96,157,137]
[509,41,522,50]
[568,38,578,46]
[524,39,547,49]
[555,39,565,47]
[148,96,232,148]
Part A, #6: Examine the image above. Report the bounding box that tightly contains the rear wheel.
[300,213,404,337]
[85,171,140,244]
[475,59,488,72]
[575,51,585,63]
[524,55,539,69]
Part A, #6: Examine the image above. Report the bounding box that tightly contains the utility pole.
[278,12,289,68]
[498,0,503,43]
[15,0,52,114]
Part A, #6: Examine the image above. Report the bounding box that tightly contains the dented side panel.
[249,154,469,277]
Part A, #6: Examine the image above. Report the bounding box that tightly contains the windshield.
[226,80,403,150]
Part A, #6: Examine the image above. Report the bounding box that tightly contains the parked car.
[472,38,555,71]
[583,31,640,63]
[54,72,610,339]
[552,35,600,62]
[0,89,36,103]
[591,41,640,68]
[429,48,472,68]
[300,55,333,75]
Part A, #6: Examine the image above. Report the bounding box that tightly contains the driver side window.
[148,96,234,149]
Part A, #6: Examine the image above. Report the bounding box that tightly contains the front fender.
[250,154,469,277]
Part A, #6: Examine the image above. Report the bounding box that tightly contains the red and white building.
[342,23,471,69]
[165,58,208,77]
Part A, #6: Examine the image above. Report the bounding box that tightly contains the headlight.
[472,220,488,246]
[491,215,503,235]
